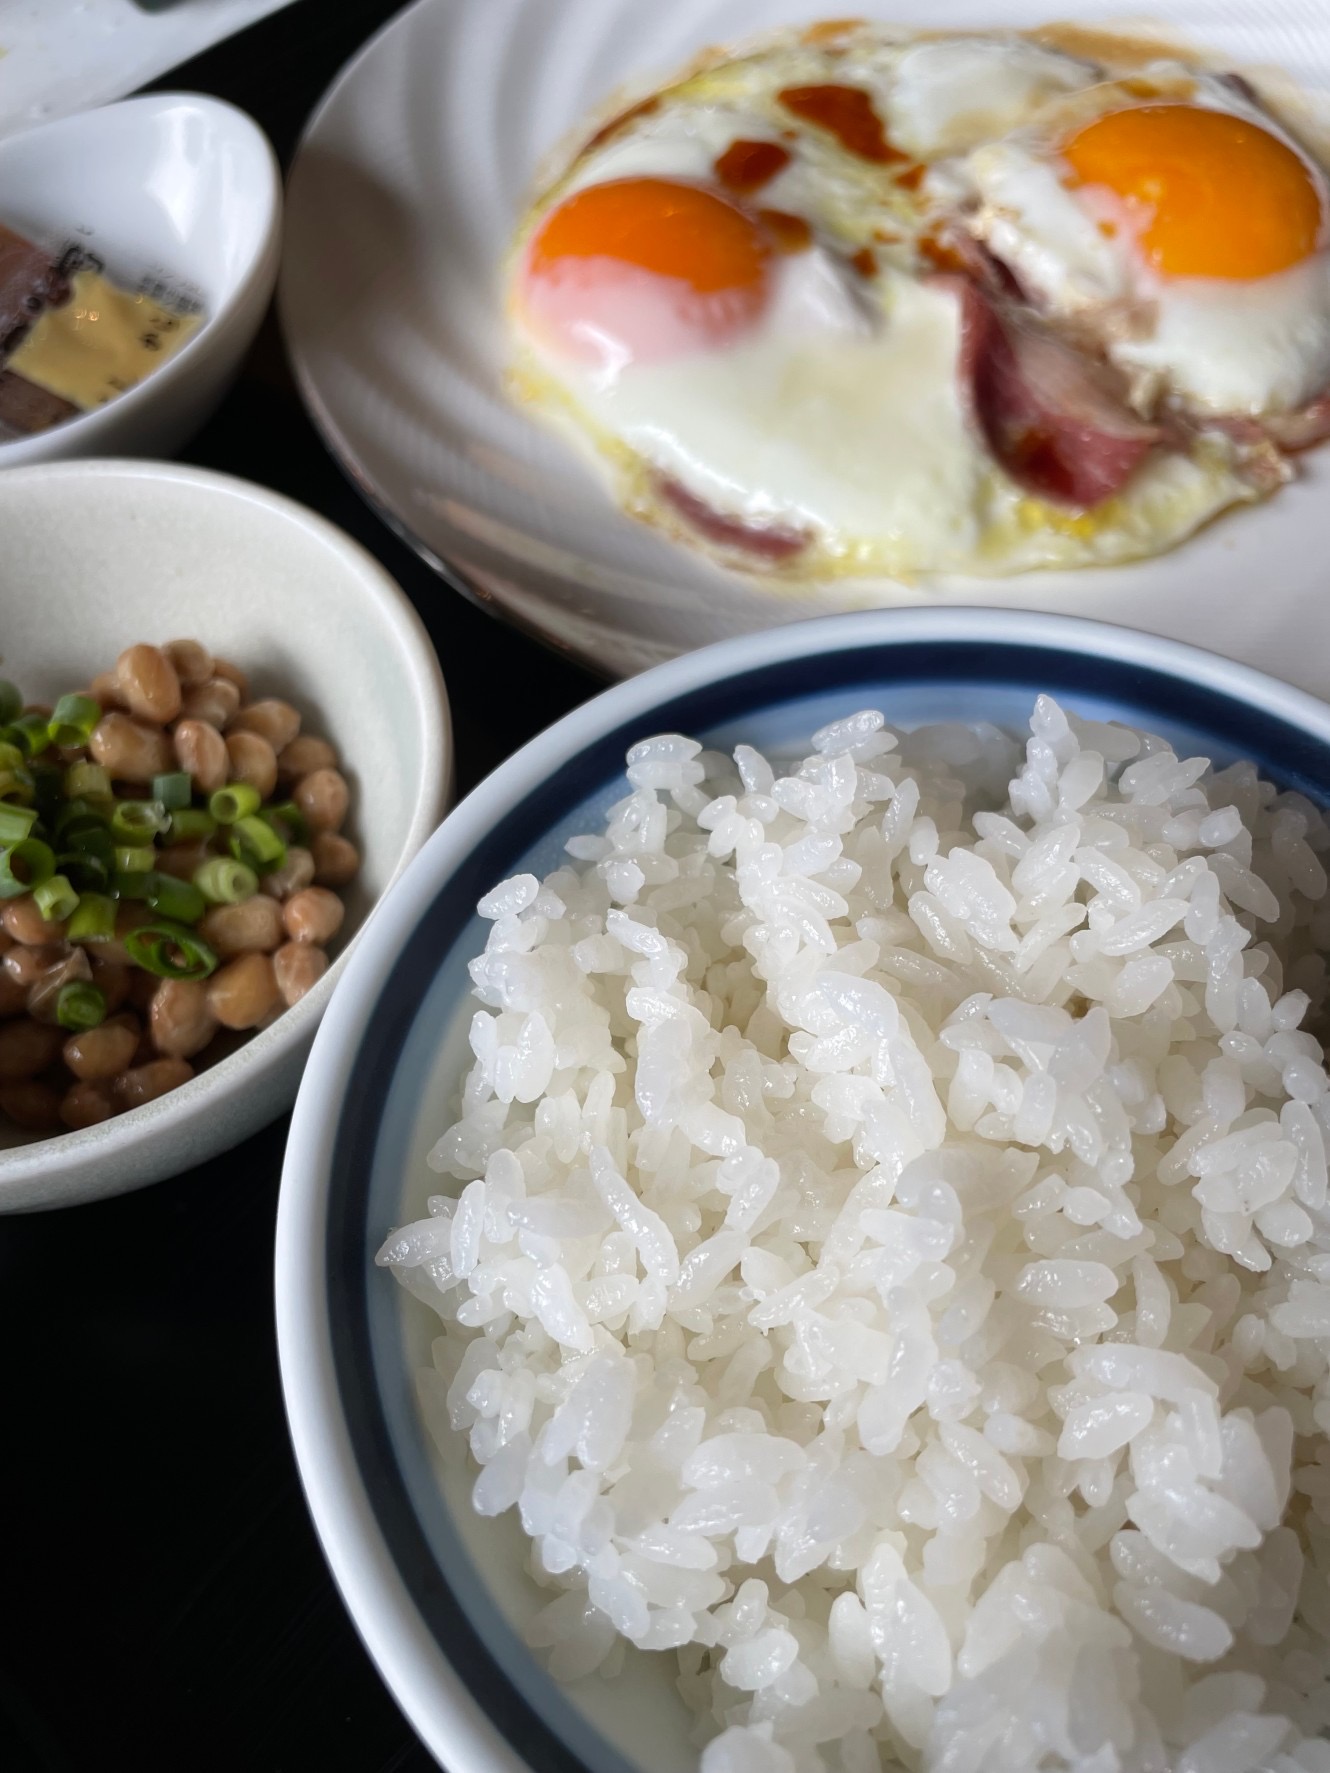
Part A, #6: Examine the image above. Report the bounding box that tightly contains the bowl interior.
[311,617,1330,1773]
[0,93,275,326]
[0,460,446,1170]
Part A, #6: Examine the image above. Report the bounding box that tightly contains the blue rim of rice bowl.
[299,609,1330,1773]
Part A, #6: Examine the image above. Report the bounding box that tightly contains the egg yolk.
[521,177,773,369]
[528,178,771,296]
[1062,103,1325,280]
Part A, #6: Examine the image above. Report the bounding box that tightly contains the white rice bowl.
[378,693,1330,1773]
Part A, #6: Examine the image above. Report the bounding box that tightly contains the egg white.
[888,36,1098,157]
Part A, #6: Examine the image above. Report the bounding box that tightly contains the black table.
[1,5,600,1767]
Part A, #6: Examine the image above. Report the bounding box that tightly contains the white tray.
[0,0,298,140]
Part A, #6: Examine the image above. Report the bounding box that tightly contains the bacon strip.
[940,275,1165,508]
[655,475,809,561]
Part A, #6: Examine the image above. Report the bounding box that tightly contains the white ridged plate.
[280,0,1330,681]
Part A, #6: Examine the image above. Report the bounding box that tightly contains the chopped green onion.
[194,857,258,905]
[123,920,217,981]
[56,982,107,1032]
[228,814,285,872]
[58,850,109,893]
[0,802,38,844]
[0,837,55,898]
[112,870,154,901]
[169,808,216,843]
[261,799,308,846]
[47,693,100,749]
[65,761,112,803]
[29,762,62,816]
[110,799,168,843]
[0,742,23,776]
[152,771,192,812]
[0,768,34,806]
[143,871,205,925]
[67,892,116,942]
[63,821,113,864]
[9,712,51,758]
[34,874,78,922]
[0,681,20,727]
[54,797,105,837]
[208,782,262,824]
[114,845,155,874]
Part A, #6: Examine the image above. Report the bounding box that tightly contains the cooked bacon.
[939,275,1165,508]
[1202,390,1330,459]
[656,476,809,561]
[919,224,1023,301]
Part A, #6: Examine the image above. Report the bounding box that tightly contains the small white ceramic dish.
[281,0,1330,682]
[0,459,451,1213]
[276,605,1330,1773]
[0,93,282,467]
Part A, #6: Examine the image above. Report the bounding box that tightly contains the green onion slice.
[58,850,110,893]
[123,920,217,981]
[47,694,101,750]
[63,821,114,864]
[67,892,116,942]
[228,814,285,872]
[194,857,258,905]
[34,874,78,922]
[54,797,105,837]
[0,768,34,807]
[110,799,169,843]
[152,771,193,812]
[111,870,154,901]
[56,982,107,1032]
[114,845,155,874]
[169,809,217,843]
[0,837,55,899]
[208,782,261,825]
[144,872,205,925]
[65,761,113,804]
[261,800,308,846]
[0,742,23,776]
[10,712,51,758]
[0,681,20,727]
[0,802,38,844]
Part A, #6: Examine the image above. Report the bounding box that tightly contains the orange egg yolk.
[521,177,775,369]
[527,177,772,298]
[1062,103,1325,280]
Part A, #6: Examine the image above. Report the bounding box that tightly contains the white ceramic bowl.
[0,459,451,1212]
[276,607,1330,1773]
[0,93,281,467]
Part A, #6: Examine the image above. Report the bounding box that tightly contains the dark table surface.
[0,4,601,1767]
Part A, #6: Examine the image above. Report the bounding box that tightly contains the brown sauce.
[714,139,791,194]
[777,83,907,164]
[756,208,813,253]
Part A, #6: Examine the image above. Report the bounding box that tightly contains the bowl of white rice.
[277,608,1330,1773]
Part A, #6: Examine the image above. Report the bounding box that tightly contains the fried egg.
[504,23,1329,580]
[961,70,1330,415]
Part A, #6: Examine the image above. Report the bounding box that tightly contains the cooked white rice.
[378,698,1330,1773]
